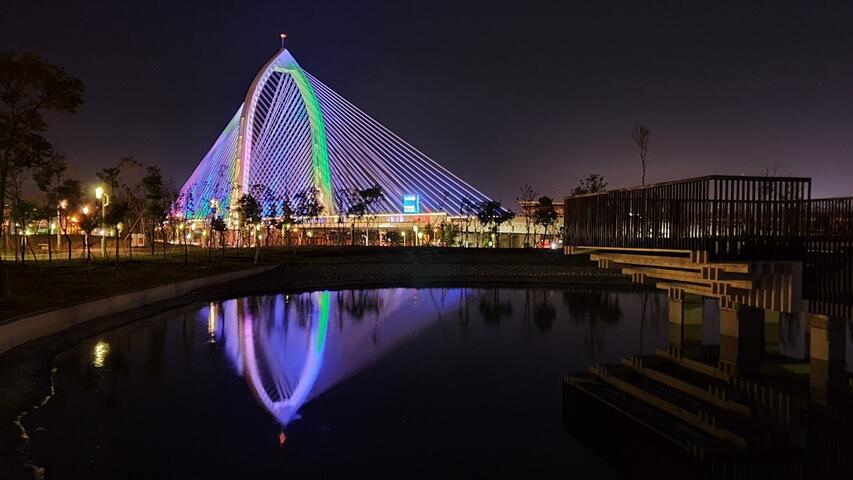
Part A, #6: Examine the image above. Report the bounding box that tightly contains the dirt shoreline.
[0,250,636,479]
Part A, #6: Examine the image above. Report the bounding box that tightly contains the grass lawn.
[0,247,269,320]
[0,246,595,320]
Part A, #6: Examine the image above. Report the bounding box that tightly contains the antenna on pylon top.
[280,33,287,50]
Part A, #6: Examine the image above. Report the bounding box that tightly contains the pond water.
[25,287,841,478]
[25,288,673,477]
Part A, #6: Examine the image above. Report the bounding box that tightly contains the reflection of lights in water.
[92,340,110,368]
[232,289,451,428]
[208,302,218,343]
[242,291,331,426]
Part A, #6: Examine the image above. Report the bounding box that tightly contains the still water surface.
[27,288,682,477]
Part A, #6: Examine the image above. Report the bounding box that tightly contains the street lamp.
[56,199,68,247]
[95,186,109,258]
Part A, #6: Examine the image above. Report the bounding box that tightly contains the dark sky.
[2,0,852,202]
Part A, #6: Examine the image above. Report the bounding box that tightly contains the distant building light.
[403,195,420,213]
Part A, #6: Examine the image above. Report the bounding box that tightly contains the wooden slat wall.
[804,197,853,315]
[563,176,810,260]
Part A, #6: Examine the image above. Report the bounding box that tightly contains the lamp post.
[95,187,109,259]
[56,199,67,248]
[209,198,218,248]
[81,205,91,261]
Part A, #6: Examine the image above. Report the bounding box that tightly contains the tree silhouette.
[533,196,559,245]
[517,184,537,247]
[0,52,84,295]
[570,173,608,196]
[142,166,166,255]
[631,124,651,186]
[236,193,262,263]
[475,200,515,248]
[294,187,324,244]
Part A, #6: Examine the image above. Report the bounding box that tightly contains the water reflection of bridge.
[206,289,439,426]
[562,176,853,478]
[203,288,669,430]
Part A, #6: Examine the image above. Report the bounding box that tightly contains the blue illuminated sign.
[403,195,420,213]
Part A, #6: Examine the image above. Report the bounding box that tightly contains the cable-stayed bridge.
[177,49,490,220]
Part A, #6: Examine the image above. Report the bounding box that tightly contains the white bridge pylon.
[178,49,491,220]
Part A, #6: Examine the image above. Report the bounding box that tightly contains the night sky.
[2,1,852,202]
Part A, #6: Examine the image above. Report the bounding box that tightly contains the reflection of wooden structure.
[563,324,853,478]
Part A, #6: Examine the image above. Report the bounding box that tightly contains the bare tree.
[632,124,651,185]
[517,184,537,247]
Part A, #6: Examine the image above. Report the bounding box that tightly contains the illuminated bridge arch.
[178,49,491,219]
